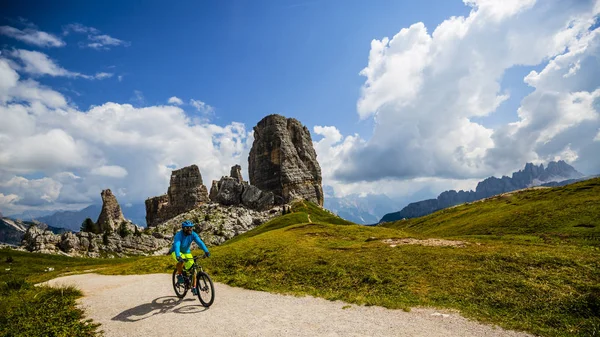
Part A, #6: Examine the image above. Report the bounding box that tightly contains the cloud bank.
[0,57,249,215]
[332,0,599,183]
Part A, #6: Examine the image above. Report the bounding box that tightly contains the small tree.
[102,230,110,245]
[118,221,132,238]
[80,218,96,233]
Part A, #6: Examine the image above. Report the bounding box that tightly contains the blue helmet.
[182,220,194,228]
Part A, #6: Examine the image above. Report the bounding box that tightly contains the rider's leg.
[171,252,184,274]
[182,253,194,271]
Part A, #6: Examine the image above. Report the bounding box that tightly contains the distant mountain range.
[380,161,587,223]
[324,193,400,224]
[7,203,147,232]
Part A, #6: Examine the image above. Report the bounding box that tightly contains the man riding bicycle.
[171,220,210,295]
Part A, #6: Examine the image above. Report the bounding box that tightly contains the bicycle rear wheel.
[172,269,188,298]
[195,271,215,307]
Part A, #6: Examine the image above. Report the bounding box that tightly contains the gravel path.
[44,273,533,337]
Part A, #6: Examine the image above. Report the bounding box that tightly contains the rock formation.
[230,164,244,183]
[146,165,210,227]
[380,161,585,223]
[95,189,126,233]
[211,165,275,211]
[148,202,282,246]
[21,224,171,257]
[20,199,283,256]
[248,114,323,206]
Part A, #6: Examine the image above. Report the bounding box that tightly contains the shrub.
[80,218,96,233]
[118,222,132,238]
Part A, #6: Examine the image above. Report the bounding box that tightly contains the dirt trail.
[43,273,532,337]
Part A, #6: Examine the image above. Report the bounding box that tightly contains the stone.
[248,114,323,206]
[146,165,210,227]
[215,177,244,206]
[241,184,274,211]
[230,164,244,183]
[209,180,219,201]
[96,189,126,233]
[59,232,80,253]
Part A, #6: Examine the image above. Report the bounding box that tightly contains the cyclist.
[171,220,210,295]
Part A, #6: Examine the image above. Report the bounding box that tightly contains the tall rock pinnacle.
[96,189,125,232]
[248,114,324,206]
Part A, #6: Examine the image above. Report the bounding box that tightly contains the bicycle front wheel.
[195,271,215,307]
[172,269,188,298]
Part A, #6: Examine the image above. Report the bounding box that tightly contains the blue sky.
[3,0,475,137]
[0,0,599,216]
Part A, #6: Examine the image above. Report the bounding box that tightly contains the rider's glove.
[177,256,184,263]
[204,251,211,258]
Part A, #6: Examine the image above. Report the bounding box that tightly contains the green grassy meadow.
[2,178,599,336]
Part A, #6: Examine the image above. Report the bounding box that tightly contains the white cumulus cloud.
[91,165,128,178]
[168,96,184,105]
[335,0,600,184]
[0,56,252,215]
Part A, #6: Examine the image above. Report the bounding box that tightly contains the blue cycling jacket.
[172,230,209,258]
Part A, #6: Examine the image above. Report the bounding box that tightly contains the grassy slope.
[380,177,600,242]
[2,182,599,336]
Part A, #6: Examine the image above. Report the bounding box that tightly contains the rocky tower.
[248,114,324,206]
[230,164,244,183]
[96,189,125,232]
[145,165,210,227]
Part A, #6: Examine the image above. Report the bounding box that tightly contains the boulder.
[215,177,244,206]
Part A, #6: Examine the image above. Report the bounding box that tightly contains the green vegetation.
[381,178,600,244]
[80,218,96,233]
[2,179,599,336]
[118,221,132,238]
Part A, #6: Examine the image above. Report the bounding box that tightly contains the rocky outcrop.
[21,222,171,257]
[149,203,283,246]
[0,217,68,246]
[20,200,284,257]
[146,165,210,227]
[95,189,125,233]
[380,161,585,223]
[248,114,323,206]
[212,166,275,211]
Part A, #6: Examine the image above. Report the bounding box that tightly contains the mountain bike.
[172,255,215,307]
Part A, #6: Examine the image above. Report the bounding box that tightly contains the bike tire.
[172,269,188,298]
[195,271,215,307]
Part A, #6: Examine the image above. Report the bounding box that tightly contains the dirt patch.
[382,238,468,248]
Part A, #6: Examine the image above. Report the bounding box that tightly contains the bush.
[102,230,110,245]
[80,218,96,233]
[118,222,132,238]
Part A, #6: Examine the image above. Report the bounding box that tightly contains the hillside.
[2,184,599,337]
[380,177,600,242]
